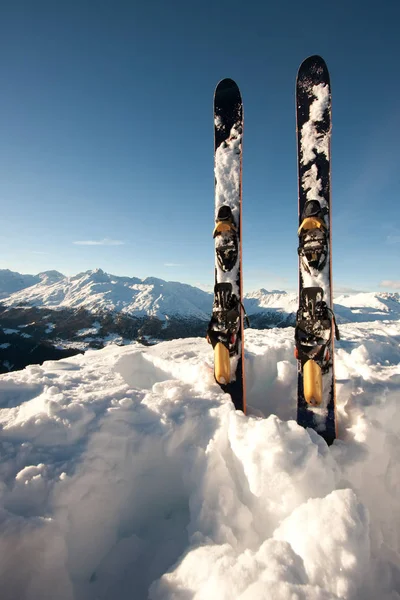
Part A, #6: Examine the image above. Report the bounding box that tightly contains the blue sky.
[0,0,399,294]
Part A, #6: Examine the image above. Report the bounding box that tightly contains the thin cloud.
[73,239,124,246]
[164,263,183,267]
[333,285,366,294]
[386,235,400,244]
[196,283,213,292]
[379,280,400,290]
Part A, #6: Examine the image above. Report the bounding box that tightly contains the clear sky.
[0,0,399,294]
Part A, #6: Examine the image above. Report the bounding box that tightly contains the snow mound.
[0,320,399,599]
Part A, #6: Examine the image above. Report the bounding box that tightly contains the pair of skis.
[207,56,339,445]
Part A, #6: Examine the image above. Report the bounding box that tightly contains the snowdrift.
[0,320,399,599]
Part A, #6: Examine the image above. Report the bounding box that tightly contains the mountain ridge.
[0,268,399,376]
[1,268,399,323]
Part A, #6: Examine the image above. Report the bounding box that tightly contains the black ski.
[295,55,339,445]
[207,78,247,412]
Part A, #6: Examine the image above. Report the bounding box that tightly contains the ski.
[295,55,339,445]
[207,78,247,412]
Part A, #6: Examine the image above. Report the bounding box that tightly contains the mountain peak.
[38,270,65,283]
[142,277,166,286]
[247,288,288,298]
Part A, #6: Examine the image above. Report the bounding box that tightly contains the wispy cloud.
[196,283,213,292]
[386,235,400,244]
[379,280,400,290]
[164,263,182,267]
[334,285,366,294]
[73,238,124,246]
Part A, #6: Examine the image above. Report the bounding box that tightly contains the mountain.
[0,269,37,298]
[245,288,298,327]
[247,289,400,324]
[0,269,66,299]
[334,291,400,322]
[0,269,215,374]
[2,269,400,325]
[1,268,212,320]
[0,270,300,374]
[1,268,400,375]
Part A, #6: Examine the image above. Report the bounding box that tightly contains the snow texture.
[298,72,333,411]
[212,111,243,382]
[299,81,331,301]
[0,320,399,599]
[214,122,242,299]
[301,84,330,168]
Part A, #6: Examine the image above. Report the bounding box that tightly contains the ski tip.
[215,78,241,99]
[216,77,239,90]
[297,55,330,85]
[299,55,328,71]
[214,78,242,118]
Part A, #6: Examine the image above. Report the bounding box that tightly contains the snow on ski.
[295,55,339,445]
[207,78,246,412]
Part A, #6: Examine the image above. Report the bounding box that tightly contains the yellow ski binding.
[303,359,323,406]
[214,341,231,384]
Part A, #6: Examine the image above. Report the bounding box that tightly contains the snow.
[214,121,242,299]
[298,78,332,306]
[0,269,64,299]
[214,122,242,223]
[0,269,38,299]
[297,66,334,414]
[334,292,400,319]
[0,320,399,599]
[211,95,243,381]
[2,268,400,328]
[300,84,330,168]
[76,325,102,337]
[2,270,212,320]
[45,322,56,334]
[245,289,297,312]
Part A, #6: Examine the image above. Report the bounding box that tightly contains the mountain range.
[0,268,399,374]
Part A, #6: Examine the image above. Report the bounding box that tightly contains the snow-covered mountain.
[245,288,298,311]
[0,269,298,330]
[0,268,64,299]
[0,320,399,599]
[0,270,216,373]
[1,268,400,328]
[334,291,400,322]
[245,288,298,327]
[248,288,400,324]
[1,269,212,320]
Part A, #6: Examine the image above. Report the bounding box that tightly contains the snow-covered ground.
[0,320,399,600]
